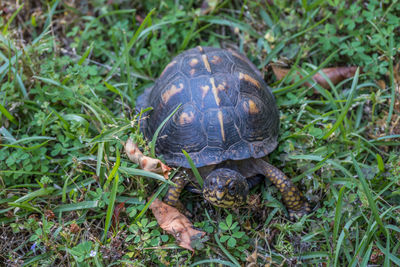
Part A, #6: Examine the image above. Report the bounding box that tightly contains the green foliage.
[218,214,249,260]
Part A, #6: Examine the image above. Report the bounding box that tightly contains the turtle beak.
[216,191,225,200]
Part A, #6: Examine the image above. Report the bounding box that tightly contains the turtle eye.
[228,182,236,194]
[210,177,217,186]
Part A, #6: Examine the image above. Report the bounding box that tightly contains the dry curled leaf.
[272,65,359,89]
[149,198,205,252]
[125,138,171,179]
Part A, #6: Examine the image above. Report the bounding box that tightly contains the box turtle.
[136,46,310,219]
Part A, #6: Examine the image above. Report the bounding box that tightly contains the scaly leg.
[258,160,310,220]
[163,174,188,213]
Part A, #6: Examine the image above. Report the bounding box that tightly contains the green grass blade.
[53,201,99,213]
[96,142,104,177]
[103,172,119,242]
[78,42,93,65]
[105,8,155,81]
[133,183,168,224]
[2,4,24,35]
[323,68,359,139]
[273,49,339,95]
[190,259,238,267]
[103,148,120,190]
[0,102,18,125]
[182,149,203,187]
[118,167,175,186]
[333,186,345,241]
[386,32,395,128]
[214,234,241,267]
[351,154,386,234]
[13,188,55,203]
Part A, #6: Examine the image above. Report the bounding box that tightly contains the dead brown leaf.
[112,202,125,230]
[149,198,205,252]
[124,138,171,179]
[272,65,359,89]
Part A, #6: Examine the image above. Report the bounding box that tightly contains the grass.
[0,0,400,266]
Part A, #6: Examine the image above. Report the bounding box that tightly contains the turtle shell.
[136,46,279,168]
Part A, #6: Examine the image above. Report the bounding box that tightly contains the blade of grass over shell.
[103,172,119,242]
[150,104,181,158]
[351,154,386,235]
[323,68,359,139]
[182,149,203,188]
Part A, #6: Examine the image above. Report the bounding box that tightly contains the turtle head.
[203,168,249,208]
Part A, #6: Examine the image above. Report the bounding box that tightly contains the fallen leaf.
[112,202,125,230]
[272,65,359,89]
[149,198,205,252]
[125,138,171,179]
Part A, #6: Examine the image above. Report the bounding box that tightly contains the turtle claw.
[288,203,311,221]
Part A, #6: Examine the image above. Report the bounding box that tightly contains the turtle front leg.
[163,174,188,213]
[255,159,310,220]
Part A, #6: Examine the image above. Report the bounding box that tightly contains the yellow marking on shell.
[179,111,195,125]
[248,99,260,114]
[211,55,222,64]
[189,58,199,67]
[161,83,184,103]
[160,60,177,77]
[218,110,226,142]
[210,77,222,106]
[201,85,210,99]
[287,191,294,196]
[239,72,261,88]
[202,54,212,73]
[216,191,225,200]
[197,46,204,52]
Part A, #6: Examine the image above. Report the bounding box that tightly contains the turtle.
[136,46,310,219]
